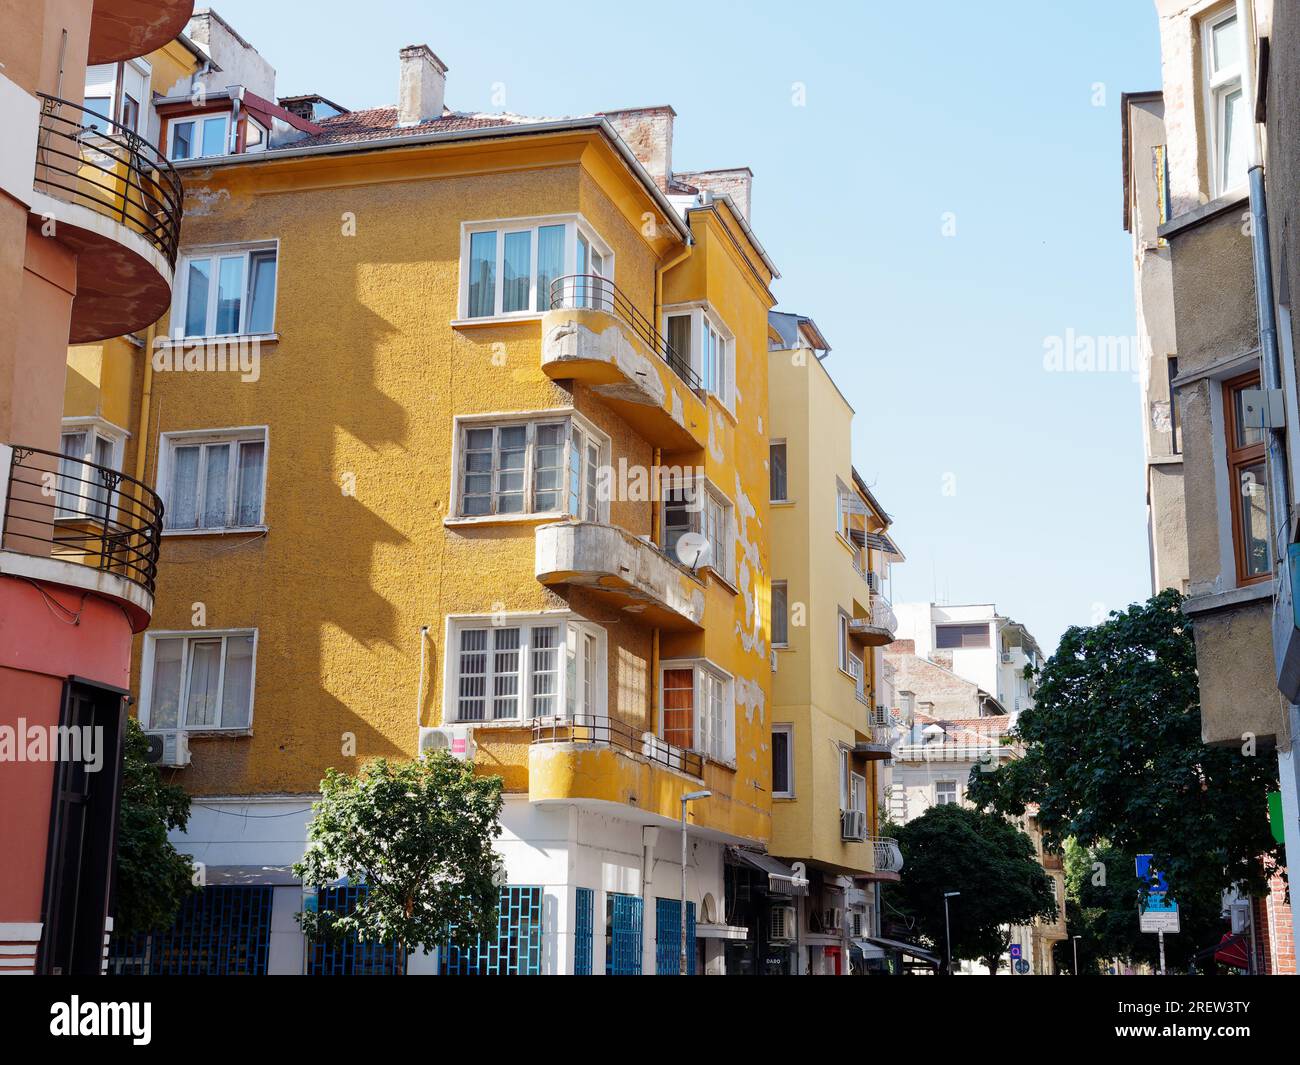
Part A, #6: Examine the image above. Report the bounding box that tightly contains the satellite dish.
[675,531,711,570]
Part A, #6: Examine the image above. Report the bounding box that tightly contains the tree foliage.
[294,753,505,955]
[968,590,1280,950]
[114,718,196,938]
[884,804,1058,973]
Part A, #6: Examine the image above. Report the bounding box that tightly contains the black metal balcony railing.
[532,714,704,778]
[3,445,164,594]
[549,274,703,393]
[33,93,183,266]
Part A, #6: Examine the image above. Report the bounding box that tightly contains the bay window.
[1224,371,1271,583]
[56,420,124,519]
[174,243,278,337]
[141,630,257,733]
[161,427,267,532]
[660,660,734,764]
[460,216,610,319]
[662,305,735,406]
[661,476,734,580]
[454,412,608,520]
[447,614,605,722]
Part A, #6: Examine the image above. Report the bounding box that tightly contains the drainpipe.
[133,322,157,486]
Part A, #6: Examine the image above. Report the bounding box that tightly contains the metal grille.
[108,886,273,975]
[306,885,406,975]
[606,892,643,975]
[574,887,594,975]
[441,886,542,975]
[655,898,697,975]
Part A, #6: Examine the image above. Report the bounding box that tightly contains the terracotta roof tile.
[287,106,554,148]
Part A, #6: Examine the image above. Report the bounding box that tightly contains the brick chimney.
[398,45,447,127]
[601,106,675,191]
[677,167,754,221]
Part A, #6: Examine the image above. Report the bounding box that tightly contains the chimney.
[601,106,675,191]
[677,168,754,222]
[398,45,447,127]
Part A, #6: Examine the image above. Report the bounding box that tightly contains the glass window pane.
[57,432,89,517]
[247,251,277,334]
[220,635,255,728]
[502,230,532,313]
[496,425,526,513]
[184,640,222,727]
[82,97,111,133]
[168,445,201,529]
[1239,462,1271,577]
[149,639,184,730]
[1222,87,1247,192]
[184,258,211,336]
[772,582,788,645]
[530,625,560,717]
[216,256,245,334]
[171,120,194,160]
[236,441,265,526]
[201,116,227,157]
[575,234,590,306]
[492,627,521,719]
[770,442,788,500]
[585,441,600,522]
[457,628,488,720]
[1233,385,1264,448]
[536,225,566,310]
[1211,14,1240,73]
[662,668,694,751]
[534,424,563,512]
[772,729,790,794]
[568,426,583,516]
[468,231,497,317]
[202,443,231,528]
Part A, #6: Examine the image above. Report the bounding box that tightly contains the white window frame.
[139,628,259,734]
[659,473,735,583]
[771,722,794,798]
[849,770,867,817]
[838,608,853,674]
[158,425,269,534]
[172,241,279,339]
[935,780,959,806]
[167,112,232,161]
[771,579,789,647]
[56,417,127,520]
[443,612,606,724]
[1202,5,1247,198]
[658,658,735,765]
[661,303,735,409]
[457,214,613,321]
[448,409,610,522]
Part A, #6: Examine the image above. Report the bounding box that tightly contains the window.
[662,306,734,406]
[661,476,734,580]
[935,780,958,806]
[1203,7,1248,197]
[460,217,608,319]
[82,96,112,131]
[161,428,267,532]
[838,609,852,672]
[935,623,990,649]
[1224,372,1271,583]
[141,631,257,733]
[442,885,542,975]
[174,244,278,337]
[771,723,793,797]
[769,441,788,501]
[849,771,867,817]
[168,113,231,161]
[454,414,607,520]
[660,661,734,764]
[448,614,604,723]
[56,421,124,519]
[605,892,643,976]
[1168,355,1182,454]
[771,581,789,647]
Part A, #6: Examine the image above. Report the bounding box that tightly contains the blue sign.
[1135,854,1168,895]
[1009,944,1022,959]
[1015,959,1031,975]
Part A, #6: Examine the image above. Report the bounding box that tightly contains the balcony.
[849,593,898,647]
[869,837,904,876]
[541,276,707,451]
[535,520,705,630]
[0,444,162,630]
[32,95,182,342]
[532,716,703,778]
[88,0,196,65]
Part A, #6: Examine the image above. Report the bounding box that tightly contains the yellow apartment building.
[64,12,798,975]
[765,312,905,975]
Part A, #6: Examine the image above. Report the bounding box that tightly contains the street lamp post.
[943,891,960,976]
[680,790,711,975]
[1072,934,1081,976]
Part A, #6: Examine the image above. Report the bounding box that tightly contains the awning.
[865,936,941,967]
[727,847,809,896]
[1194,932,1249,969]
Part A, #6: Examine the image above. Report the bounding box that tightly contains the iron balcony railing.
[549,274,703,393]
[2,444,164,594]
[869,837,904,874]
[531,714,704,779]
[33,93,183,266]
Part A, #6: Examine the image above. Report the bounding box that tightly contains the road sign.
[1009,944,1022,959]
[1135,854,1168,894]
[1015,959,1031,974]
[1139,906,1180,934]
[1136,854,1180,938]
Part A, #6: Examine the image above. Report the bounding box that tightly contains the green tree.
[969,589,1280,963]
[114,718,196,938]
[884,804,1057,974]
[294,752,504,960]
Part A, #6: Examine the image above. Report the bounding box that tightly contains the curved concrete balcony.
[849,593,898,647]
[88,0,196,64]
[32,95,182,342]
[535,520,705,630]
[541,276,707,451]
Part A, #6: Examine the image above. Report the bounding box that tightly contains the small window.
[660,661,733,764]
[935,780,958,806]
[1202,7,1248,197]
[1224,371,1271,583]
[461,218,607,319]
[143,631,257,732]
[769,441,788,501]
[771,581,789,647]
[837,610,852,672]
[56,422,124,519]
[82,96,112,132]
[771,723,793,798]
[935,623,990,649]
[1168,356,1182,454]
[161,428,267,532]
[168,113,231,161]
[174,244,278,338]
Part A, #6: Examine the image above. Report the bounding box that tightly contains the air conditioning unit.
[418,725,476,761]
[821,907,844,933]
[146,732,190,769]
[1001,653,1013,664]
[769,904,797,942]
[841,808,867,841]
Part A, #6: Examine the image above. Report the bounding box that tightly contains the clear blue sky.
[210,0,1162,653]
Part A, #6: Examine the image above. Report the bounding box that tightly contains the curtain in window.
[235,441,264,526]
[468,231,497,317]
[662,668,694,751]
[502,231,531,313]
[247,251,277,333]
[537,225,565,310]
